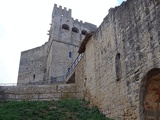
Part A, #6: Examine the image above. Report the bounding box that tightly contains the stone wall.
[74,54,86,99]
[18,42,48,84]
[48,40,79,78]
[74,0,160,119]
[0,84,81,101]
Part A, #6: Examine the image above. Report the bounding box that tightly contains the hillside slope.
[0,99,112,120]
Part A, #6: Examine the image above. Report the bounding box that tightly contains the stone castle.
[1,0,160,119]
[17,4,96,85]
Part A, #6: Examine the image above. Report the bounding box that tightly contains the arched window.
[115,53,121,81]
[81,30,87,35]
[62,24,69,30]
[72,27,79,33]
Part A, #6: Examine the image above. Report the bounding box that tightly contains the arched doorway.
[140,68,160,120]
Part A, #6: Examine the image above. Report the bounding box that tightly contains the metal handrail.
[66,54,83,77]
[0,75,67,86]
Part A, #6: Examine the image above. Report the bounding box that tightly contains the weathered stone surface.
[72,0,160,119]
[0,84,81,101]
[13,0,160,119]
[18,43,48,84]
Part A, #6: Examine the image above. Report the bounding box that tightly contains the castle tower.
[46,4,97,82]
[17,4,96,85]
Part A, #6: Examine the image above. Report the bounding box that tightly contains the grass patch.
[0,99,112,120]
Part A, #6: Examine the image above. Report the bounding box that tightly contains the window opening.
[69,52,72,58]
[72,27,79,33]
[33,74,35,80]
[115,53,121,81]
[81,30,87,35]
[62,24,69,30]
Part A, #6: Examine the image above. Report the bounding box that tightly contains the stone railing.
[0,84,83,101]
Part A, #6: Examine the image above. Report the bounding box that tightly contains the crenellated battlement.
[52,4,97,31]
[71,17,97,31]
[52,4,71,18]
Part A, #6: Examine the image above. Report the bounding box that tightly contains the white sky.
[0,0,125,83]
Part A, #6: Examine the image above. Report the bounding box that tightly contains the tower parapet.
[51,4,97,38]
[49,4,97,46]
[52,4,71,19]
[71,18,97,31]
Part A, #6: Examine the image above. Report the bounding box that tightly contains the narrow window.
[72,27,79,33]
[81,30,87,35]
[33,74,35,80]
[69,52,72,58]
[62,24,69,30]
[115,53,121,81]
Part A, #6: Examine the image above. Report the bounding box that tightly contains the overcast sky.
[0,0,126,84]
